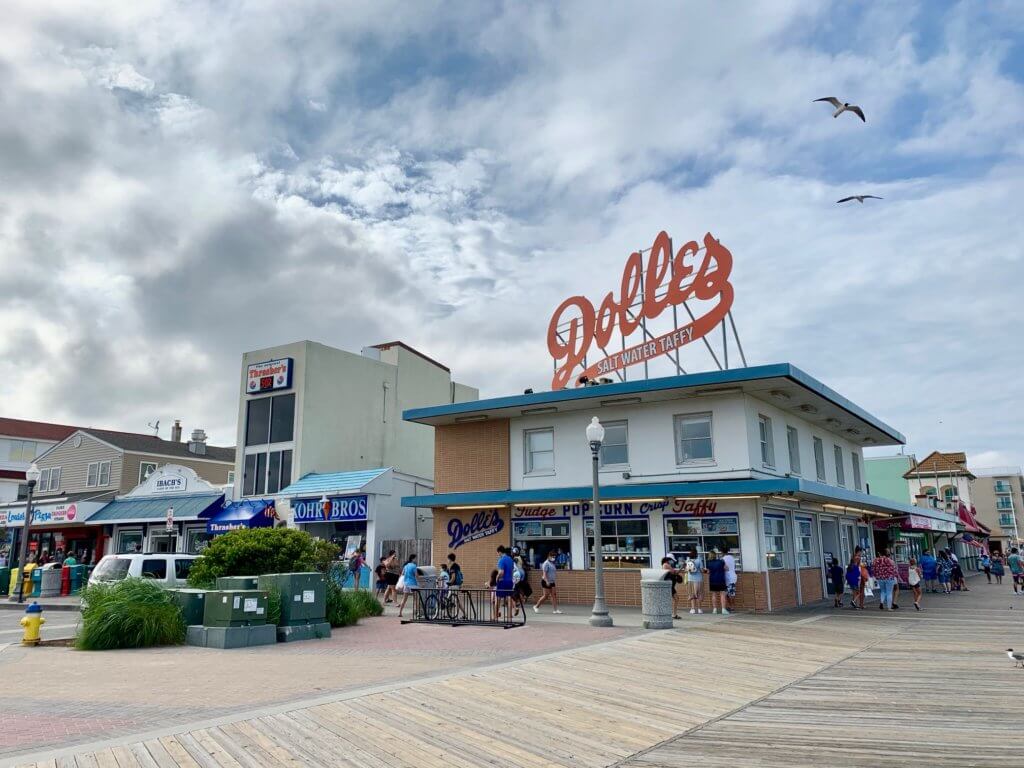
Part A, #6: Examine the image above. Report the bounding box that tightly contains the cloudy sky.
[1,1,1022,466]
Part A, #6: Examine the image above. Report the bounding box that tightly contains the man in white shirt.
[722,545,738,611]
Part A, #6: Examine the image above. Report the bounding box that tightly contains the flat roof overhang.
[402,478,956,524]
[403,363,904,448]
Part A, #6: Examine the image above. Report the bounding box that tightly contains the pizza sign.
[246,358,293,393]
[546,231,734,389]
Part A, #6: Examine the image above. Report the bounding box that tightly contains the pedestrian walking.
[382,549,400,603]
[511,546,532,612]
[374,556,389,600]
[1008,547,1023,595]
[873,548,898,610]
[937,550,953,594]
[907,556,923,610]
[920,549,938,592]
[347,547,365,590]
[495,545,516,621]
[829,558,845,608]
[685,547,705,615]
[980,553,992,584]
[533,550,562,614]
[396,553,420,618]
[845,556,862,609]
[950,550,967,592]
[991,553,1005,585]
[707,551,729,615]
[447,552,463,589]
[722,545,738,611]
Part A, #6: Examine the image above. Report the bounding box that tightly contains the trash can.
[70,564,88,594]
[0,566,9,596]
[415,565,438,591]
[24,564,38,597]
[639,568,674,629]
[40,567,63,598]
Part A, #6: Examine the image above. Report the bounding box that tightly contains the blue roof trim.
[402,478,954,523]
[278,468,390,497]
[88,493,224,523]
[402,363,905,444]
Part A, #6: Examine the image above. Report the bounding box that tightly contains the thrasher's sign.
[546,231,734,390]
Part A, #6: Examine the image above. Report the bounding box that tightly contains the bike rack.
[401,588,527,629]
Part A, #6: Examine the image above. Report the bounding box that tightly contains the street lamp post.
[587,417,613,627]
[12,463,41,604]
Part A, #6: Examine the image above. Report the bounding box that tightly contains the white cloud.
[0,0,1020,468]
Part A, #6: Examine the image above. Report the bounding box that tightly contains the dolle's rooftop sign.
[546,231,734,390]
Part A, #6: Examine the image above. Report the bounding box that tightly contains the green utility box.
[202,590,268,628]
[168,588,207,626]
[215,576,260,591]
[0,567,10,596]
[257,572,326,625]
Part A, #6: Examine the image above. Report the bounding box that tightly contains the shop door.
[820,518,840,568]
[840,523,855,567]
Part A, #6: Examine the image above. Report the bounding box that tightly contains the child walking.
[907,556,923,611]
[829,558,845,608]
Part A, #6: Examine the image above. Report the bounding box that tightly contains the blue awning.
[88,493,224,525]
[206,499,277,534]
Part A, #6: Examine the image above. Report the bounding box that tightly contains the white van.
[88,553,198,589]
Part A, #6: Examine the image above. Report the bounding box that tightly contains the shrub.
[325,582,383,627]
[76,579,186,651]
[187,527,320,588]
[311,538,341,574]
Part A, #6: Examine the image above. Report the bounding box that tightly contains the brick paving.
[0,615,633,758]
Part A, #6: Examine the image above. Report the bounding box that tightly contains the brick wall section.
[800,567,824,603]
[434,420,510,494]
[433,507,512,588]
[769,569,798,610]
[525,570,772,612]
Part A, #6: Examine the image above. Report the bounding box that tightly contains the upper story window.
[243,449,292,496]
[786,426,801,476]
[833,445,845,486]
[3,439,39,463]
[942,485,958,503]
[675,413,713,464]
[139,462,158,484]
[245,393,295,446]
[852,452,862,491]
[758,415,775,468]
[599,421,629,468]
[38,467,61,492]
[524,428,555,475]
[87,460,112,488]
[813,437,826,482]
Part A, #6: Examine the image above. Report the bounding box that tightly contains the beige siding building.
[971,468,1024,554]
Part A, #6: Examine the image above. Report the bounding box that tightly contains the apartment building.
[971,467,1024,554]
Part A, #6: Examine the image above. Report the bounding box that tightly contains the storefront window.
[585,518,651,568]
[764,515,787,569]
[665,516,742,570]
[796,517,814,567]
[116,529,144,554]
[513,520,571,569]
[148,531,177,553]
[186,528,214,554]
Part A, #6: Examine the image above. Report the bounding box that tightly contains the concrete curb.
[0,602,80,612]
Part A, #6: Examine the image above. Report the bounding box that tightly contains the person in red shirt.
[873,548,898,610]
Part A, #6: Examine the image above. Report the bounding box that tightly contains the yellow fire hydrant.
[20,602,45,646]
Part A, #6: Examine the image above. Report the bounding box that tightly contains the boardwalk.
[7,579,1022,767]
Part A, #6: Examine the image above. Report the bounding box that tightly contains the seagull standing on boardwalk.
[1007,649,1024,668]
[837,195,883,204]
[814,97,866,122]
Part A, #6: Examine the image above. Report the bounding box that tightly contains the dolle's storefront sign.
[448,509,505,549]
[247,358,293,394]
[292,495,368,523]
[546,231,734,389]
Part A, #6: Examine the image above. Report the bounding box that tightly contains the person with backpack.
[447,552,464,589]
[347,548,365,590]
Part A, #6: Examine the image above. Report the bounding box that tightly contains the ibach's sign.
[448,509,505,550]
[546,231,734,389]
[247,358,293,394]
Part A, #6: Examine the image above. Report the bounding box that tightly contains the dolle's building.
[401,364,957,612]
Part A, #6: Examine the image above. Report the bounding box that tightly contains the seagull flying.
[814,97,866,122]
[837,195,883,204]
[1008,649,1024,668]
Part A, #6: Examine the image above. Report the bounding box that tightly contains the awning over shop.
[278,467,391,498]
[88,493,224,526]
[206,499,277,534]
[956,502,986,535]
[873,514,959,534]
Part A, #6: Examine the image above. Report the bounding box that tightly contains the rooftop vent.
[187,429,207,455]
